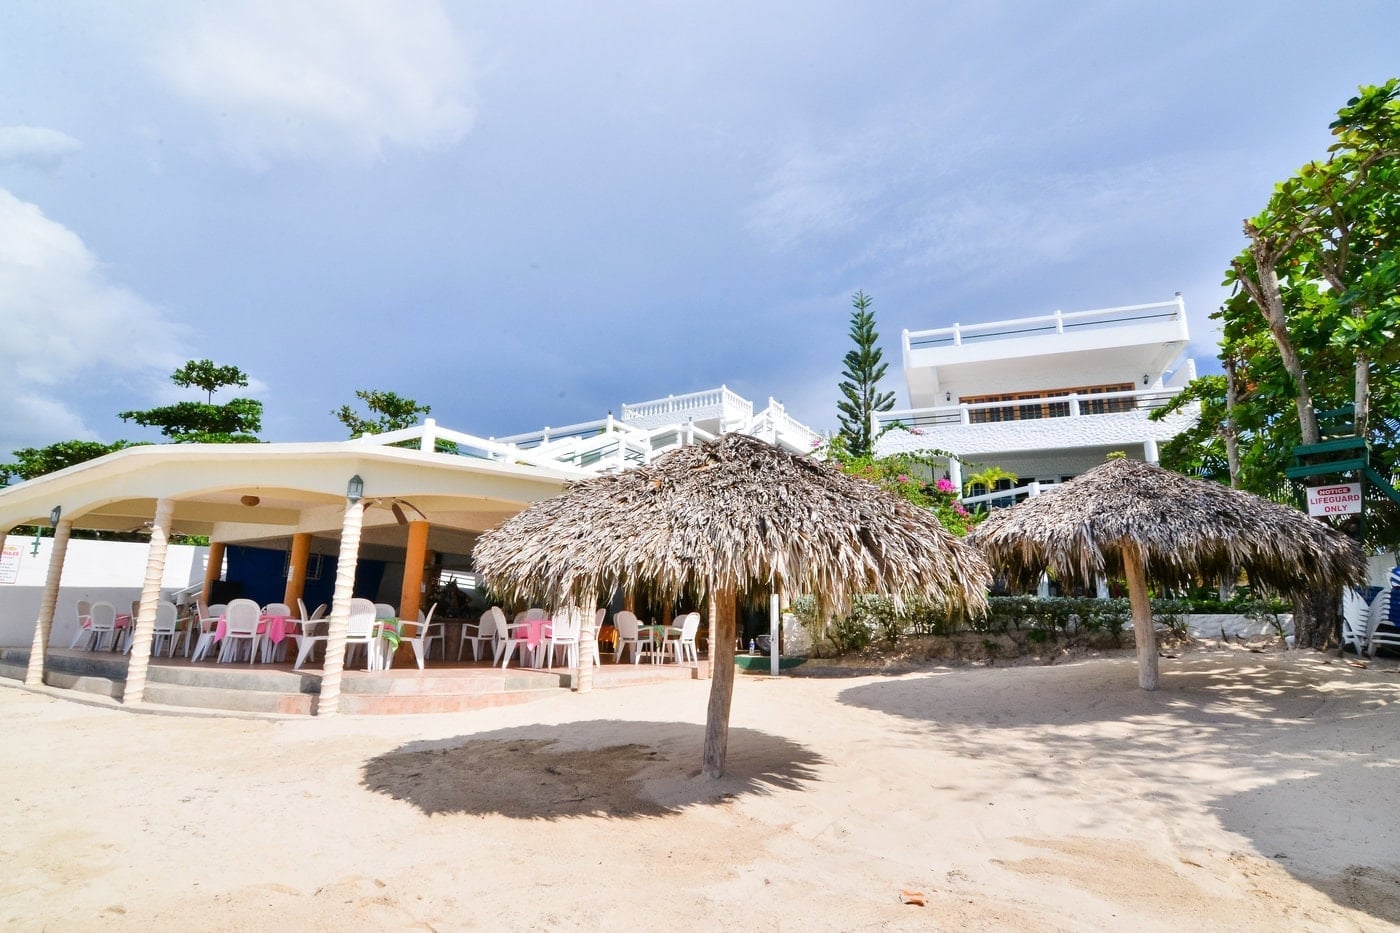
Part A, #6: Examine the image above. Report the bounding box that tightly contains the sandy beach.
[3,646,1398,931]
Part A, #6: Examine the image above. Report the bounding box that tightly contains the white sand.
[2,646,1399,931]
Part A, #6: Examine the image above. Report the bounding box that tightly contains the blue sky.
[2,2,1397,456]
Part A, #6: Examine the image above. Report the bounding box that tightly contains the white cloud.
[0,126,82,170]
[744,141,885,248]
[0,188,188,454]
[154,0,474,166]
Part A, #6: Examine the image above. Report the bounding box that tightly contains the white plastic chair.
[218,598,263,664]
[296,598,329,625]
[1366,586,1399,658]
[401,603,440,670]
[416,603,444,660]
[662,611,702,665]
[140,601,181,657]
[291,600,330,670]
[68,600,93,649]
[613,610,648,664]
[1342,589,1370,655]
[83,601,119,652]
[589,607,606,665]
[259,602,294,661]
[497,611,534,669]
[542,607,582,670]
[345,598,381,670]
[191,603,227,661]
[374,602,398,620]
[460,607,503,661]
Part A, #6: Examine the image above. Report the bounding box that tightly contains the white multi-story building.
[487,386,822,473]
[874,296,1200,506]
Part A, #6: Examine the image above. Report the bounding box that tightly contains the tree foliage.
[836,290,896,458]
[0,440,138,486]
[1159,79,1400,645]
[822,433,976,536]
[333,389,431,437]
[119,360,262,443]
[333,389,457,453]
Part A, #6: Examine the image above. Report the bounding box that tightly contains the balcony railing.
[875,387,1183,433]
[903,297,1186,353]
[621,385,752,427]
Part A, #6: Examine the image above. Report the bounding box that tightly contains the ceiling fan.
[367,497,428,525]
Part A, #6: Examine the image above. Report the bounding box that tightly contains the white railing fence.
[875,386,1184,433]
[903,296,1185,354]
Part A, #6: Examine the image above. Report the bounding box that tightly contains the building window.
[964,383,1135,421]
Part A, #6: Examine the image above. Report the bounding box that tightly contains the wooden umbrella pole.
[703,583,738,778]
[1122,544,1159,691]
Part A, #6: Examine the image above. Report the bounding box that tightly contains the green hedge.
[791,593,1294,655]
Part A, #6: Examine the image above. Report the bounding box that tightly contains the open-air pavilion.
[0,423,702,715]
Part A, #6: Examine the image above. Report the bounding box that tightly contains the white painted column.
[1143,437,1160,464]
[318,495,366,717]
[769,590,780,677]
[123,497,174,704]
[948,458,963,494]
[573,593,594,694]
[24,517,72,687]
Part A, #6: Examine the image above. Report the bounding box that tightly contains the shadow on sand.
[361,719,824,820]
[836,654,1400,925]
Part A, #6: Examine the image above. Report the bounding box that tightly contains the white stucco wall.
[0,535,208,648]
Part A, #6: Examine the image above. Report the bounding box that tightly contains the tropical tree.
[1168,80,1400,647]
[962,465,1020,503]
[333,389,457,453]
[119,359,262,443]
[836,290,896,458]
[0,439,137,486]
[333,389,431,437]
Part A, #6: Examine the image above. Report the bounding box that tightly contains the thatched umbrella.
[969,457,1367,690]
[473,432,991,777]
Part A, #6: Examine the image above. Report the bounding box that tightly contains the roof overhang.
[0,441,582,551]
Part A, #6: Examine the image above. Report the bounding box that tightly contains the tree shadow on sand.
[361,720,824,820]
[836,653,1400,926]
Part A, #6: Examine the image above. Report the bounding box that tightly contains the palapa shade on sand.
[970,457,1367,690]
[474,432,991,777]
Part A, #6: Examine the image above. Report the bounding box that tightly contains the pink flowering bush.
[815,435,979,536]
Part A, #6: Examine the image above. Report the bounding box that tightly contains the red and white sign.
[0,544,20,584]
[1306,482,1362,517]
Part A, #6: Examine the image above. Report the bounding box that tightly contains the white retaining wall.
[0,535,208,649]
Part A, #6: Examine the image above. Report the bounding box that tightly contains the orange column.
[283,532,312,612]
[398,520,430,622]
[201,541,226,608]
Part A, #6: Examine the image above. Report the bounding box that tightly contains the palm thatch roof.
[473,432,990,616]
[969,457,1366,596]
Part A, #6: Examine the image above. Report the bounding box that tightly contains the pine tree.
[836,290,895,457]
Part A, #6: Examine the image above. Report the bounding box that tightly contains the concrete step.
[338,668,564,695]
[336,690,552,714]
[43,669,124,699]
[575,662,708,688]
[142,681,313,715]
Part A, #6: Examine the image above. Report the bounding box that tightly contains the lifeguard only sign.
[1306,482,1362,517]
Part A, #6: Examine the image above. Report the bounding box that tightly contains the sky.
[2,1,1398,457]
